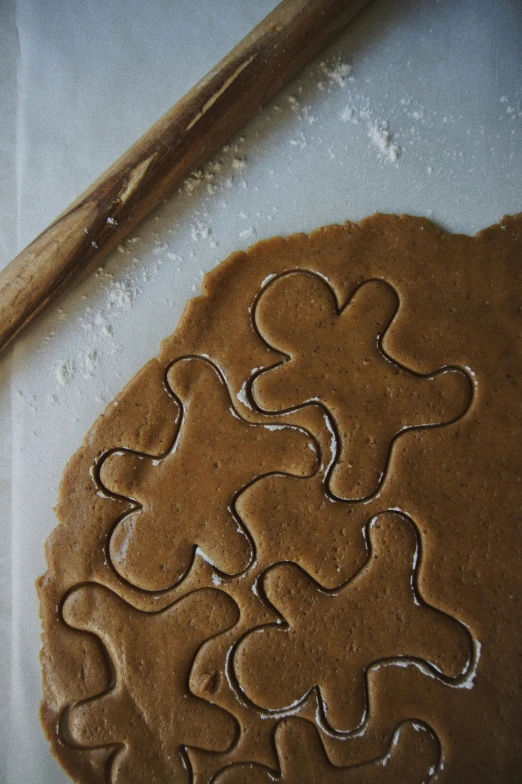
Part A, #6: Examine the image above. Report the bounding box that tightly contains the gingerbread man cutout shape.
[234,511,473,732]
[251,272,471,500]
[99,356,317,592]
[62,585,239,784]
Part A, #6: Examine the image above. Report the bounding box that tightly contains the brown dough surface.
[38,213,522,783]
[213,718,439,784]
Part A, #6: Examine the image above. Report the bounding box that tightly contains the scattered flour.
[320,57,353,87]
[80,350,100,378]
[239,227,257,240]
[367,120,401,163]
[152,243,168,256]
[180,140,248,199]
[289,130,307,149]
[190,221,211,242]
[107,279,139,311]
[340,105,355,123]
[55,359,75,388]
[231,157,246,172]
[94,311,113,337]
[54,351,100,389]
[341,100,401,163]
[42,45,516,409]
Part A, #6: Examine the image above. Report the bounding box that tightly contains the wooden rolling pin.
[0,0,371,354]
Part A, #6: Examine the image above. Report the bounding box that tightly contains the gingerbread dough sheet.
[39,213,522,783]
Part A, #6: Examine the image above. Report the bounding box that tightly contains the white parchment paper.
[1,0,18,772]
[1,0,521,782]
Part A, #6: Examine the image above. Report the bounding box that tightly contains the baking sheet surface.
[1,1,521,782]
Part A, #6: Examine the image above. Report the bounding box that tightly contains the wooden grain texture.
[0,0,372,354]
